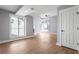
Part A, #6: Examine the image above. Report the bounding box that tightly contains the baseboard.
[0,35,35,44]
[56,42,61,46]
[49,33,57,35]
[34,32,57,35]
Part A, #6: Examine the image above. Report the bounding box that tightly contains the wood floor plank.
[0,32,78,54]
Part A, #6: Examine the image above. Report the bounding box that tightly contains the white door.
[74,8,79,50]
[61,11,67,46]
[61,9,74,49]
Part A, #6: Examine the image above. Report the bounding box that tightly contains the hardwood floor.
[0,32,78,54]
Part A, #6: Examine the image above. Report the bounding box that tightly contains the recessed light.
[25,10,28,12]
[30,8,34,10]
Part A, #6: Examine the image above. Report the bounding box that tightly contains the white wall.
[25,15,34,36]
[48,16,57,34]
[0,10,10,41]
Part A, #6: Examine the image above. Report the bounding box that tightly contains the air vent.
[30,8,34,10]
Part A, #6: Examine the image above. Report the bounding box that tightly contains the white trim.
[0,35,34,44]
[56,42,61,46]
[34,32,57,35]
[34,32,39,35]
[49,33,57,35]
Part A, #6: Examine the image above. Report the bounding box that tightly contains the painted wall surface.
[25,15,34,36]
[0,10,10,41]
[48,16,57,34]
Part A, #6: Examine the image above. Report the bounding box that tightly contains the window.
[10,15,26,38]
[18,18,25,36]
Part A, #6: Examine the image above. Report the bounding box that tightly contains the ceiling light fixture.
[30,8,34,10]
[25,10,28,12]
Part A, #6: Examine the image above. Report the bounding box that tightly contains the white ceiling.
[0,5,22,13]
[16,5,61,17]
[0,5,61,17]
